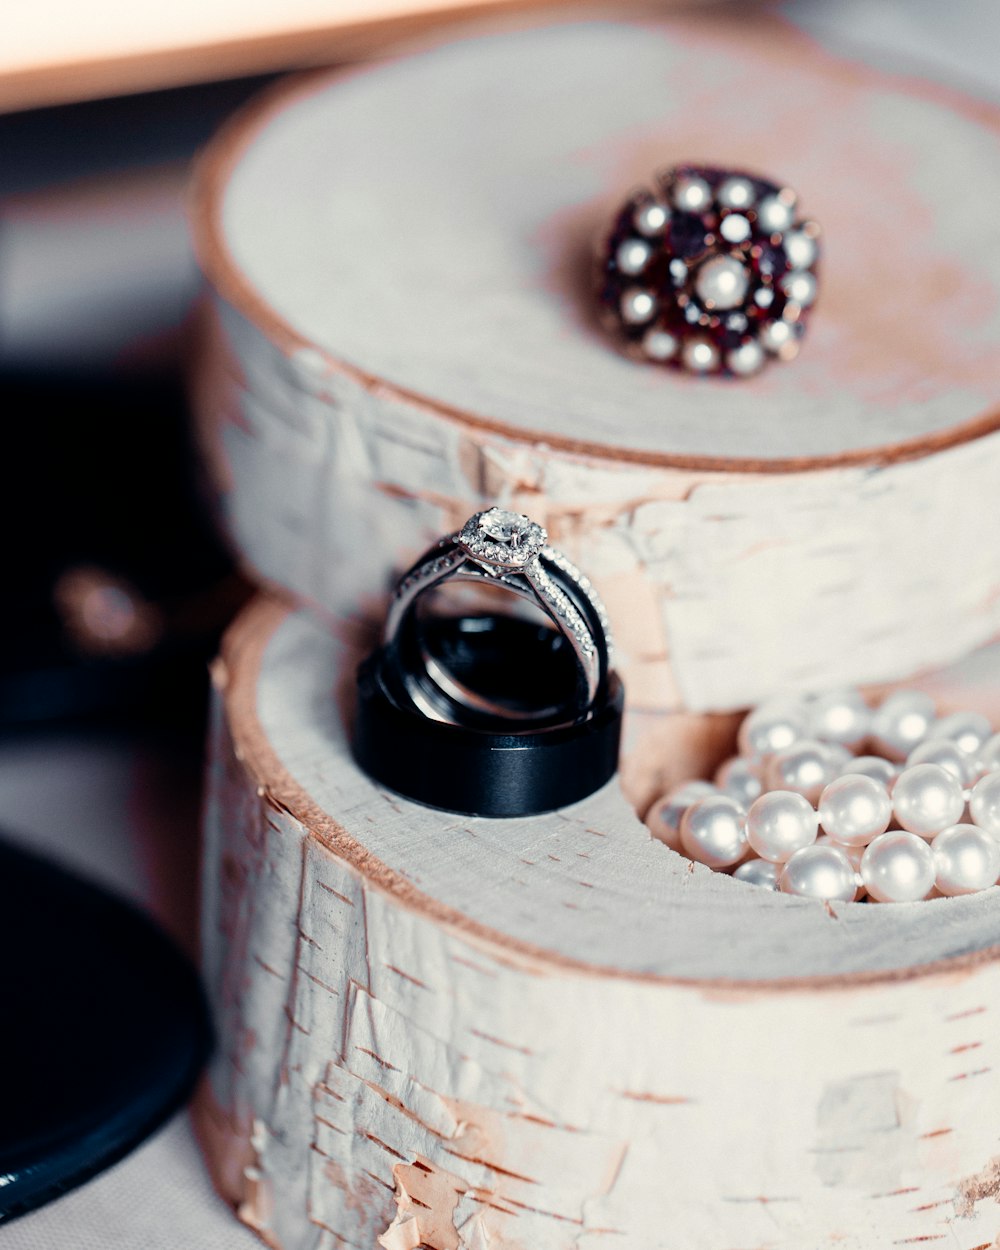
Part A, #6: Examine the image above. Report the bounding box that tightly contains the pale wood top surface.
[229,601,1000,983]
[209,14,1000,463]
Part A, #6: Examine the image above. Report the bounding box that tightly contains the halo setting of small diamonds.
[597,163,821,377]
[458,508,547,571]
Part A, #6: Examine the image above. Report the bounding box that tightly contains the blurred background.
[0,0,997,1245]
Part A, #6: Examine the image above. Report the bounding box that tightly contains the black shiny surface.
[0,836,211,1223]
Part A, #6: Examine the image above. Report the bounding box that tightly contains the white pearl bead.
[733,858,780,890]
[838,755,899,788]
[715,756,763,807]
[779,845,857,901]
[782,227,817,270]
[719,213,751,244]
[646,780,716,851]
[756,194,795,233]
[807,688,871,750]
[816,835,865,872]
[974,733,1000,778]
[615,238,652,276]
[672,175,712,213]
[818,775,892,846]
[634,200,669,236]
[680,795,747,868]
[641,328,679,361]
[861,832,936,902]
[906,738,976,786]
[892,763,965,837]
[746,790,818,863]
[779,270,817,308]
[934,711,992,757]
[726,340,764,376]
[970,770,1000,836]
[870,690,937,761]
[681,337,720,374]
[694,255,750,310]
[620,287,657,325]
[764,739,848,803]
[759,319,795,354]
[932,823,1000,896]
[716,176,755,210]
[737,699,808,758]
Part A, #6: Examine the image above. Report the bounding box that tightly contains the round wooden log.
[199,595,1000,1250]
[191,12,1000,714]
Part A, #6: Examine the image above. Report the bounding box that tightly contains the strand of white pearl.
[647,689,1000,903]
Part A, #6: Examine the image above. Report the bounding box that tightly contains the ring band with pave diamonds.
[353,508,623,817]
[383,507,612,722]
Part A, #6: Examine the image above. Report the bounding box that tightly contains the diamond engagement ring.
[354,508,623,816]
[383,507,612,724]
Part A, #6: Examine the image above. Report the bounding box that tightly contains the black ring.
[354,614,624,817]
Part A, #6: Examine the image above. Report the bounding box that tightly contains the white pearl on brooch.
[746,790,818,862]
[861,831,936,903]
[807,688,871,750]
[694,254,750,310]
[646,780,717,852]
[719,213,751,244]
[906,738,976,786]
[615,238,652,276]
[716,176,755,210]
[726,340,765,377]
[620,287,657,325]
[733,858,780,890]
[756,193,794,233]
[782,227,818,270]
[764,739,848,803]
[634,200,670,236]
[818,775,892,846]
[970,770,1000,836]
[680,795,748,868]
[932,824,1000,896]
[681,337,720,374]
[779,270,817,308]
[715,756,763,807]
[779,844,857,901]
[838,755,899,788]
[641,328,680,362]
[934,711,992,757]
[672,175,712,213]
[759,319,795,354]
[737,698,808,759]
[892,763,965,837]
[870,690,937,761]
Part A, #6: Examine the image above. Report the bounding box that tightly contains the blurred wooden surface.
[1,0,624,112]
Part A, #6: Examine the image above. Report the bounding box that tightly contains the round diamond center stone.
[694,254,750,310]
[479,508,532,547]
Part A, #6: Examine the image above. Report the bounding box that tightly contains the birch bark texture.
[191,11,1000,715]
[199,598,1000,1250]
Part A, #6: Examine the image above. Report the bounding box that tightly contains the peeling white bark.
[199,601,1000,1250]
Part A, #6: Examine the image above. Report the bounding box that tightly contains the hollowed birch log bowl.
[191,12,1000,715]
[199,597,1000,1250]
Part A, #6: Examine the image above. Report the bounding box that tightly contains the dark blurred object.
[0,370,250,733]
[0,834,212,1223]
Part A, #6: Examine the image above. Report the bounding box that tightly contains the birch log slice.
[192,12,1000,714]
[200,597,1000,1250]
